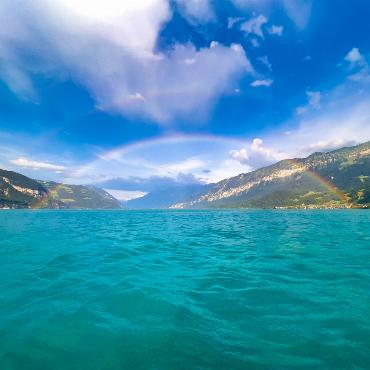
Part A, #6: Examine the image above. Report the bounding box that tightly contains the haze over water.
[0,210,369,370]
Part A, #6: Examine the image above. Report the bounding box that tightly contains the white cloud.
[240,14,268,39]
[307,91,321,108]
[231,0,312,30]
[231,0,266,8]
[307,139,356,152]
[258,56,272,71]
[176,0,214,23]
[128,92,146,102]
[239,14,282,47]
[345,47,364,65]
[344,47,369,82]
[349,69,370,82]
[250,138,282,161]
[10,157,66,171]
[296,90,321,114]
[258,74,370,159]
[229,148,249,164]
[204,159,253,183]
[184,58,196,65]
[0,64,37,101]
[157,157,205,175]
[250,79,273,87]
[268,25,283,36]
[282,0,312,29]
[54,92,370,187]
[229,95,370,171]
[62,136,264,186]
[296,106,307,115]
[0,0,253,124]
[250,38,261,48]
[229,138,283,166]
[227,17,243,29]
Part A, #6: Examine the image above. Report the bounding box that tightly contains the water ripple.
[0,210,369,370]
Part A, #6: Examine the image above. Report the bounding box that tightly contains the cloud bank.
[0,0,253,123]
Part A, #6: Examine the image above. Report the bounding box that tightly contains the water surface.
[0,210,369,369]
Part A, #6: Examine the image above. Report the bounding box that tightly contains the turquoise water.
[0,210,369,370]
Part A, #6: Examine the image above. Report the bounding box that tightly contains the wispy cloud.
[307,91,321,108]
[250,79,273,87]
[239,14,282,48]
[250,38,261,48]
[157,158,205,175]
[306,139,357,153]
[231,0,312,29]
[258,56,272,71]
[296,90,321,115]
[268,25,283,36]
[97,173,203,192]
[0,64,38,102]
[344,47,370,82]
[10,158,66,172]
[282,0,313,29]
[227,16,243,29]
[240,14,268,39]
[54,92,370,188]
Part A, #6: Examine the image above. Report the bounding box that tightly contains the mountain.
[2,141,369,210]
[170,141,370,209]
[0,169,48,208]
[125,184,208,209]
[38,181,123,209]
[0,169,122,209]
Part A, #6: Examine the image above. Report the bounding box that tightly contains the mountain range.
[1,141,369,209]
[170,141,370,209]
[125,183,208,209]
[128,141,370,209]
[0,170,122,209]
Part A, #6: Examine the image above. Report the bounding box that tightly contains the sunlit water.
[0,210,369,370]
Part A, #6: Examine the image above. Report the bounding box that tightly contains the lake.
[0,210,369,369]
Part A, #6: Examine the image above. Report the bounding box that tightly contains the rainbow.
[287,159,349,203]
[31,182,70,209]
[67,133,251,181]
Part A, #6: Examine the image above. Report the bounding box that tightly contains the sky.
[0,0,370,200]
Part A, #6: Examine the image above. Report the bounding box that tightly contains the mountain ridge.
[170,141,370,209]
[1,141,369,210]
[0,170,123,209]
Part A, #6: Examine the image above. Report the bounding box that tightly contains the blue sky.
[0,0,370,199]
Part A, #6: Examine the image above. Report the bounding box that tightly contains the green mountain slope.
[38,181,123,209]
[0,170,122,209]
[0,169,48,208]
[171,141,370,209]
